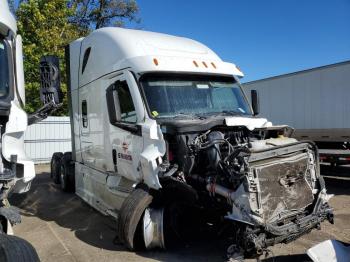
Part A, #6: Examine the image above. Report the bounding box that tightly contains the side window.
[117,81,137,123]
[82,100,88,128]
[82,47,91,74]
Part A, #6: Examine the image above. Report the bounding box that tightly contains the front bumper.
[233,142,334,254]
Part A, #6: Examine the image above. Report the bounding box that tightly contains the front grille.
[252,153,314,222]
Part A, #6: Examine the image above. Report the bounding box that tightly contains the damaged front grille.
[251,153,314,222]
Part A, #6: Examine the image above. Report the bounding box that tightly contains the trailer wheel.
[60,152,75,193]
[51,152,63,184]
[0,234,39,262]
[118,188,153,250]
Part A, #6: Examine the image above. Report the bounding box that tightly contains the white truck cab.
[50,27,333,259]
[0,0,35,194]
[0,0,44,260]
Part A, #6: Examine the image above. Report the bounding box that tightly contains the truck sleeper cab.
[54,27,333,258]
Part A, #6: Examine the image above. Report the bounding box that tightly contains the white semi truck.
[49,27,334,259]
[1,0,59,261]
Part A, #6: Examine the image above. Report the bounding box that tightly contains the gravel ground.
[9,164,350,262]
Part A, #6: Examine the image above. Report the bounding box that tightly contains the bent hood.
[225,117,272,131]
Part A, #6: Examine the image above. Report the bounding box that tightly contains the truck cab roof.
[75,27,244,87]
[0,0,17,36]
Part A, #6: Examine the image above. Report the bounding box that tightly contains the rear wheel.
[0,234,39,262]
[51,152,63,184]
[60,152,75,192]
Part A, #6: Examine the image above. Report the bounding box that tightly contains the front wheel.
[117,188,153,250]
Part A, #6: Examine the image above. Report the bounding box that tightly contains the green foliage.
[16,0,139,116]
[70,0,140,30]
[17,0,83,115]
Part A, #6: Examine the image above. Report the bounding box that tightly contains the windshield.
[0,38,10,97]
[141,74,252,118]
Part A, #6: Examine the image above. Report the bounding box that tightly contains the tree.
[16,0,84,115]
[70,0,140,30]
[16,0,140,116]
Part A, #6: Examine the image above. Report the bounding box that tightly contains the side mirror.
[39,56,63,104]
[106,82,122,124]
[251,89,260,116]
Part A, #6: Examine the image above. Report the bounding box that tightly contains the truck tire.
[0,234,39,262]
[51,152,63,184]
[60,152,75,193]
[118,188,153,250]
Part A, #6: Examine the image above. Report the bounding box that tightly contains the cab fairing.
[74,27,244,88]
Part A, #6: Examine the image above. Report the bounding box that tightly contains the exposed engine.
[161,125,333,256]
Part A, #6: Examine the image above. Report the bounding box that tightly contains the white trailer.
[48,27,333,259]
[243,61,350,166]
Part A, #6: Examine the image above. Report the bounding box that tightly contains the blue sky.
[136,0,350,82]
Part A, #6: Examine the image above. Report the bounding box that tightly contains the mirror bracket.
[39,56,63,105]
[28,56,63,125]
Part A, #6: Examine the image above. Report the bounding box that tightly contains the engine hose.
[197,139,228,150]
[224,146,250,162]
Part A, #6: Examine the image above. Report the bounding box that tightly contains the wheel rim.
[143,207,165,249]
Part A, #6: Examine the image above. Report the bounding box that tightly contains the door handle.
[112,149,117,166]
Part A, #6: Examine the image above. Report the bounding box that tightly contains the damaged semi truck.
[49,28,334,259]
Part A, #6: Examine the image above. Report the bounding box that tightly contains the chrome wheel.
[143,207,165,249]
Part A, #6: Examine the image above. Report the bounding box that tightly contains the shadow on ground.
[8,165,350,261]
[10,170,228,261]
[259,254,311,262]
[321,164,350,195]
[10,171,121,252]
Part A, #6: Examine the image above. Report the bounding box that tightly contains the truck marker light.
[202,61,208,68]
[193,60,199,67]
[211,62,217,69]
[153,58,159,66]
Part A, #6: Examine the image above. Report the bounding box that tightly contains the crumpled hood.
[225,117,272,131]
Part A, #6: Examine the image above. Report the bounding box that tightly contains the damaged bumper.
[208,141,333,254]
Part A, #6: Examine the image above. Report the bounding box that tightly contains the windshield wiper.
[160,112,207,120]
[204,111,243,117]
[221,110,242,116]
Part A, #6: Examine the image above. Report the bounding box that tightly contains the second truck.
[49,27,334,259]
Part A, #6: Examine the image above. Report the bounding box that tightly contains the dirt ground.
[9,165,350,262]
